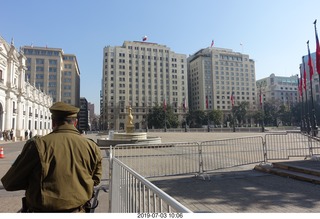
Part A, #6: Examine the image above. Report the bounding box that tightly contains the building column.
[16,97,24,139]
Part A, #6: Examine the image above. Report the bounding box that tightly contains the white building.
[0,36,53,139]
[256,73,299,106]
[101,41,187,130]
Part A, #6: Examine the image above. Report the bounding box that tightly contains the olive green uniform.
[1,124,102,212]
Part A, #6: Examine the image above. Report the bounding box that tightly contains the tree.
[252,110,263,126]
[208,109,223,126]
[263,101,278,126]
[233,101,249,126]
[147,104,178,129]
[278,104,292,126]
[187,110,206,128]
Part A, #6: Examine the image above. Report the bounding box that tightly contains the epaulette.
[25,135,41,145]
[87,138,98,145]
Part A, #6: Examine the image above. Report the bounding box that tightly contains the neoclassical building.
[0,36,53,139]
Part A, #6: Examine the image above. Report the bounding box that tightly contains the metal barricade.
[112,142,201,178]
[264,132,313,160]
[110,158,192,213]
[200,136,265,173]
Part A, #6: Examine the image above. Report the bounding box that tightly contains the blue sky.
[2,0,320,114]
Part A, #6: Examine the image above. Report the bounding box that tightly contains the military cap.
[50,102,79,119]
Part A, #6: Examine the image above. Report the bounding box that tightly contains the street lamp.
[257,81,266,132]
[145,101,148,132]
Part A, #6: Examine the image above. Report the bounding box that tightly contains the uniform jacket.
[1,124,102,212]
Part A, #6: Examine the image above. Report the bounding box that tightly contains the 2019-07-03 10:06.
[137,213,184,218]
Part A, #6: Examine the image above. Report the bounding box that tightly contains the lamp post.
[145,111,148,132]
[183,101,188,132]
[206,86,210,132]
[257,81,266,132]
[232,108,236,132]
[230,89,236,132]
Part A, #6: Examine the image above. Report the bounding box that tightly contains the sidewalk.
[151,163,320,213]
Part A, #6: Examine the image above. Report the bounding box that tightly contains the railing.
[112,137,265,179]
[200,136,265,173]
[264,131,320,161]
[110,157,192,213]
[113,142,200,178]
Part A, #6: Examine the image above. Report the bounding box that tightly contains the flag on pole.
[314,20,320,75]
[307,40,314,80]
[142,36,148,41]
[303,57,307,91]
[259,89,262,107]
[230,91,235,107]
[211,40,214,48]
[183,97,187,111]
[299,77,303,97]
[163,96,167,112]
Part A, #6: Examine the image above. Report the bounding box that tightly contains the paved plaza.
[1,131,320,213]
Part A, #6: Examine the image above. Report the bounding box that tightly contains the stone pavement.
[1,131,320,213]
[150,163,320,213]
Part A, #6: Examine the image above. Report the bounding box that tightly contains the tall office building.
[187,47,256,122]
[101,41,187,130]
[22,46,80,107]
[79,97,89,131]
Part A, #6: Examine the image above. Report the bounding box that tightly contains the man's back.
[1,125,102,212]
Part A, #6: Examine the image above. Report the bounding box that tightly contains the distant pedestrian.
[10,129,13,141]
[29,130,32,139]
[25,130,29,140]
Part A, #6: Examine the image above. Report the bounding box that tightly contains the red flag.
[307,41,314,80]
[230,91,234,107]
[211,40,214,48]
[298,78,302,98]
[303,58,307,91]
[259,90,262,107]
[314,20,320,75]
[205,96,208,109]
[183,97,187,111]
[163,97,167,112]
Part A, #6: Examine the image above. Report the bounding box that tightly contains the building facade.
[0,36,52,139]
[22,46,80,107]
[101,41,187,130]
[79,97,89,131]
[187,47,256,121]
[256,73,299,107]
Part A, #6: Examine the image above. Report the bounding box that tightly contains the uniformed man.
[1,102,102,212]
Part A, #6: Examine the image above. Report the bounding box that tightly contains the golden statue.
[126,106,134,133]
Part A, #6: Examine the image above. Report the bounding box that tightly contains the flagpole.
[307,41,318,136]
[145,95,148,132]
[230,89,236,132]
[303,56,312,134]
[299,67,306,132]
[314,19,320,136]
[258,83,265,132]
[183,98,188,132]
[164,96,167,132]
